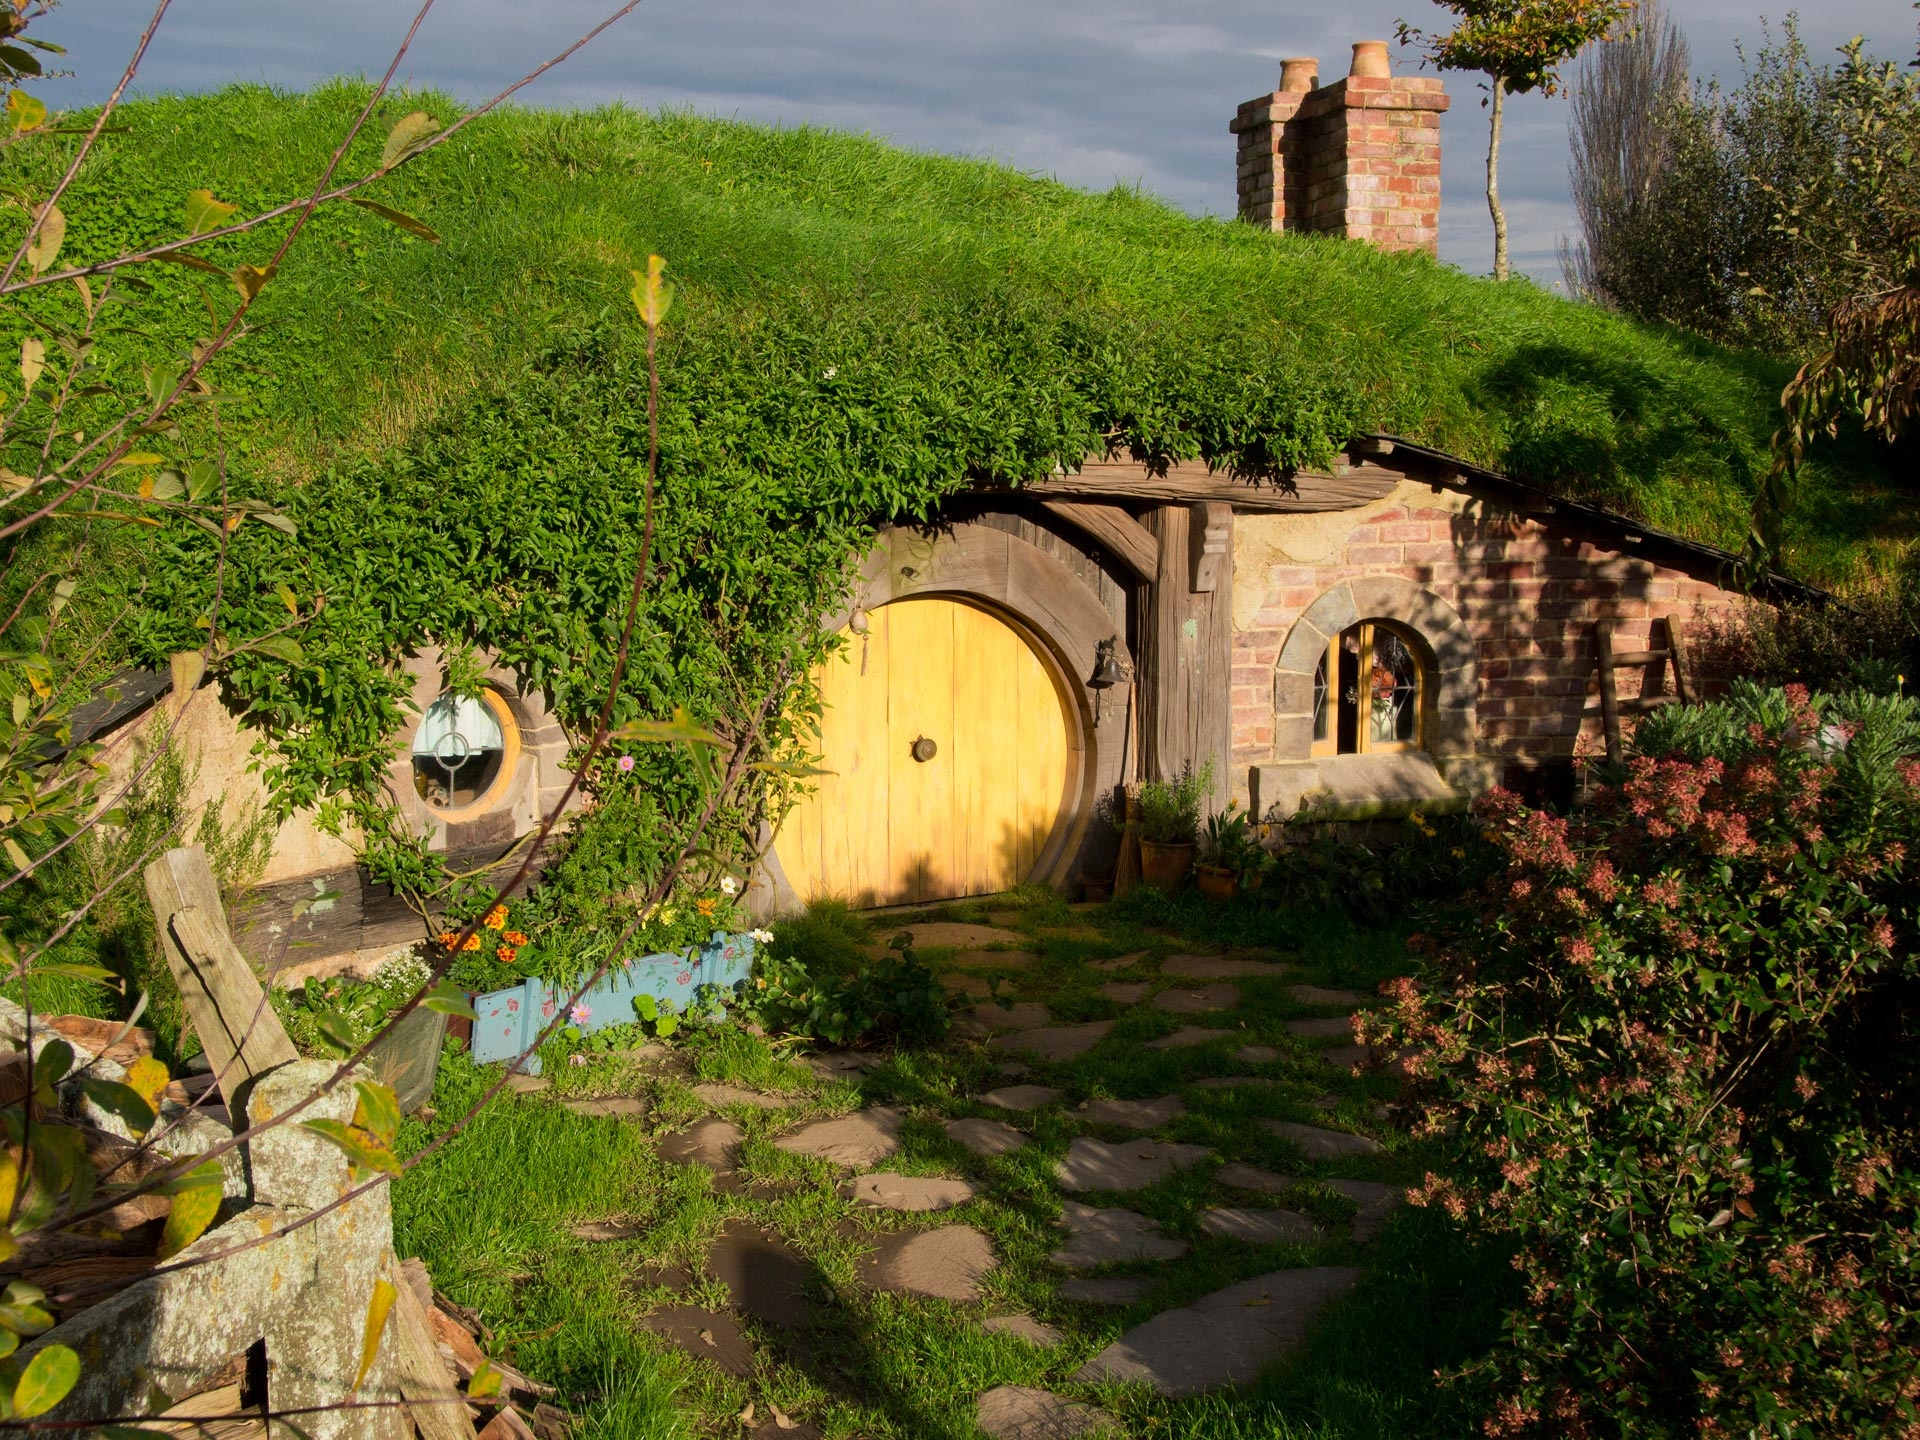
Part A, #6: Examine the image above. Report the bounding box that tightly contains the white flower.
[749,928,775,944]
[569,1053,588,1067]
[719,876,738,896]
[822,366,837,379]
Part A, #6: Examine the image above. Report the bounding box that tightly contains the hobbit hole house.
[83,70,1813,949]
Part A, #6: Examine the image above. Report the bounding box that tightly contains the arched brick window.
[1311,620,1426,756]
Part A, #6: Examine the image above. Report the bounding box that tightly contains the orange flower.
[462,933,482,952]
[694,897,717,919]
[437,931,458,950]
[483,905,509,931]
[504,931,529,946]
[497,944,518,964]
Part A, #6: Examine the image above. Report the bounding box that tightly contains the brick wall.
[1230,491,1747,789]
[1230,51,1448,253]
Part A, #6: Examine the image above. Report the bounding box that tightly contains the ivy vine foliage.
[0,85,1902,894]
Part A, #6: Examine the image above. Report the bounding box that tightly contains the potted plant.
[1197,805,1251,902]
[1134,762,1210,894]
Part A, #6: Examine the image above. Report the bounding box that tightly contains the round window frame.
[410,687,521,824]
[1309,619,1427,758]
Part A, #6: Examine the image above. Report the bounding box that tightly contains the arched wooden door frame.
[757,521,1131,912]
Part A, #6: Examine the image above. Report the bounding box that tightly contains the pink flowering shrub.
[1370,685,1920,1438]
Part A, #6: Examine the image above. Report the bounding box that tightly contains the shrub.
[1690,586,1920,699]
[1136,762,1212,846]
[1374,685,1920,1438]
[741,923,948,1049]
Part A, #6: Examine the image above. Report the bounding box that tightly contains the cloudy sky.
[44,0,1917,286]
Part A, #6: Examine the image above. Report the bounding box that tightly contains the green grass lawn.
[392,892,1511,1439]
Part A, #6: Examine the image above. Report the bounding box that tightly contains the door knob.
[911,736,938,763]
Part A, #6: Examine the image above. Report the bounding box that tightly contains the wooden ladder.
[1593,616,1695,765]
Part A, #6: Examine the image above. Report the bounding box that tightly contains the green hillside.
[5,83,1907,589]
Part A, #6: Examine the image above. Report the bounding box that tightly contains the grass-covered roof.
[14,82,1907,590]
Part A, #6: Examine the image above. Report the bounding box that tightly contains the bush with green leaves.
[1135,762,1212,846]
[1374,684,1919,1437]
[271,950,434,1057]
[740,917,948,1048]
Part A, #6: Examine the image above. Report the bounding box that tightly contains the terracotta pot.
[1350,40,1392,78]
[1195,863,1238,903]
[1082,875,1115,904]
[1278,57,1320,92]
[1138,839,1195,894]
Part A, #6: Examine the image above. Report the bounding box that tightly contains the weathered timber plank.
[1036,499,1159,582]
[387,1252,479,1440]
[1004,460,1398,512]
[143,847,299,1095]
[1135,505,1233,815]
[1187,501,1232,594]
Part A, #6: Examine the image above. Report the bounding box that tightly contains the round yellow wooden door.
[778,597,1072,906]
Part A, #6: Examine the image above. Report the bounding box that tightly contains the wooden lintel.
[1037,498,1159,582]
[1187,501,1232,593]
[1003,458,1399,512]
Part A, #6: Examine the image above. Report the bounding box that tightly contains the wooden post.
[1134,503,1233,814]
[143,846,298,1098]
[1592,619,1623,766]
[1665,616,1695,704]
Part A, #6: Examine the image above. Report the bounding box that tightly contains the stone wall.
[1228,479,1749,811]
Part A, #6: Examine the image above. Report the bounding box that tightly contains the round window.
[411,690,515,813]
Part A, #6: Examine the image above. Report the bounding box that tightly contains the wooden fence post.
[142,846,298,1098]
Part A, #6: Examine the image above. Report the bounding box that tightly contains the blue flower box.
[468,931,757,1074]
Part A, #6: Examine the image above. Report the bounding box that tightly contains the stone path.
[691,1083,786,1110]
[1077,1095,1184,1129]
[1145,1026,1231,1050]
[1072,1267,1362,1395]
[659,1118,743,1173]
[845,1172,976,1212]
[1151,983,1238,1013]
[861,1225,997,1300]
[1054,1201,1187,1269]
[983,1315,1061,1348]
[976,1385,1118,1440]
[1198,1207,1320,1244]
[1056,1137,1212,1192]
[774,1107,903,1168]
[619,905,1422,1432]
[982,1084,1063,1111]
[1265,1119,1386,1158]
[946,1117,1028,1156]
[991,1021,1112,1062]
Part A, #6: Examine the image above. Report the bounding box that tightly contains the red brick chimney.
[1230,41,1449,254]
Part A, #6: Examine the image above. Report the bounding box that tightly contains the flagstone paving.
[774,1107,903,1168]
[610,898,1428,1432]
[1151,983,1239,1013]
[1145,1025,1232,1050]
[1265,1119,1386,1158]
[1162,954,1291,979]
[861,1224,997,1300]
[1072,1267,1363,1395]
[967,1001,1053,1032]
[1076,1094,1185,1129]
[983,1315,1063,1348]
[1198,1206,1321,1244]
[658,1117,744,1173]
[946,1117,1029,1156]
[981,1084,1064,1111]
[1056,1137,1213,1192]
[1055,1201,1188,1268]
[991,1021,1113,1062]
[976,1384,1119,1440]
[844,1172,977,1212]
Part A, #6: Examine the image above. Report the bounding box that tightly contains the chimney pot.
[1349,40,1391,78]
[1278,57,1319,92]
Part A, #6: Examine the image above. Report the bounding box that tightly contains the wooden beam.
[1187,501,1232,593]
[143,846,299,1099]
[1134,504,1232,815]
[992,458,1399,512]
[1037,498,1159,582]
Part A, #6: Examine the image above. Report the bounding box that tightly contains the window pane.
[1312,648,1330,743]
[413,692,508,809]
[1368,628,1419,744]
